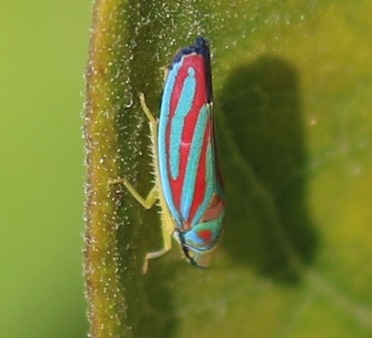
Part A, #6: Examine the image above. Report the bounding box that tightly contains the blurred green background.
[0,2,90,337]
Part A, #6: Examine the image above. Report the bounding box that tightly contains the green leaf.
[84,1,372,337]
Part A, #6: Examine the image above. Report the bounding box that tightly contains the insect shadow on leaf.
[218,56,319,284]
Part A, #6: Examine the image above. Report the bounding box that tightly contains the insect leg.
[142,223,172,274]
[110,178,157,210]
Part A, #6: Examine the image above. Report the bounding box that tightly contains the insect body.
[116,37,225,273]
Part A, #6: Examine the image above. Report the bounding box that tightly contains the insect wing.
[158,38,224,235]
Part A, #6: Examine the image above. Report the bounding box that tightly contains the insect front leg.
[142,224,172,274]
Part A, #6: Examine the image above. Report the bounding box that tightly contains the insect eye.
[177,231,198,266]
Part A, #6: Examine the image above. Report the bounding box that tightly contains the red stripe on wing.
[186,118,211,227]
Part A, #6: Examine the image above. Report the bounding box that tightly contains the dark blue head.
[170,37,213,103]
